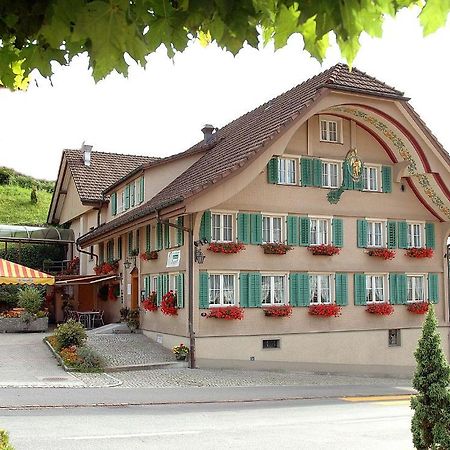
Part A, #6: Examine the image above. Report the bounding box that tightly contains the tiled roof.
[65,149,158,202]
[79,64,406,244]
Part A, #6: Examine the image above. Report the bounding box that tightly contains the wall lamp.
[123,256,136,270]
[194,239,208,264]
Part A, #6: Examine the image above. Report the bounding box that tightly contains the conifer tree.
[411,305,450,449]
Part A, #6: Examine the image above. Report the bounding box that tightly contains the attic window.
[319,116,342,143]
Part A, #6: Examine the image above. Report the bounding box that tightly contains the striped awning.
[0,259,55,285]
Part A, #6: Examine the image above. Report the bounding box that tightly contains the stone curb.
[103,361,188,372]
[43,338,75,372]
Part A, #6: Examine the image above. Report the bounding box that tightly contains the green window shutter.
[428,273,439,304]
[139,177,144,203]
[145,225,151,252]
[156,223,163,251]
[199,211,212,242]
[176,273,184,308]
[389,273,398,305]
[342,161,352,190]
[111,192,117,216]
[156,275,162,306]
[313,158,322,187]
[287,216,299,246]
[298,273,310,306]
[130,183,135,207]
[237,213,251,244]
[335,273,348,306]
[353,163,364,191]
[332,218,344,248]
[299,217,310,246]
[289,273,299,306]
[248,273,262,307]
[199,272,209,309]
[354,273,367,306]
[357,219,368,248]
[239,273,250,308]
[425,223,435,249]
[125,185,130,210]
[301,158,313,187]
[163,273,169,294]
[118,237,122,260]
[177,216,184,246]
[387,221,397,249]
[382,166,392,193]
[389,273,407,305]
[397,221,408,249]
[164,223,170,249]
[128,231,133,254]
[250,213,262,245]
[143,276,149,297]
[267,158,279,184]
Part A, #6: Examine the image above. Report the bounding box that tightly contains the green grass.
[0,185,52,225]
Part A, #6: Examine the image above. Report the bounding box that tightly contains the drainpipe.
[76,239,98,267]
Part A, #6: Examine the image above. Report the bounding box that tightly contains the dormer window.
[319,117,341,143]
[111,176,145,216]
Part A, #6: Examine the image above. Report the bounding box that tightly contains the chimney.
[201,124,215,143]
[82,143,93,166]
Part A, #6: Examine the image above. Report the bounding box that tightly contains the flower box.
[367,248,396,260]
[366,303,394,315]
[261,243,293,255]
[307,244,340,256]
[0,316,48,332]
[263,305,293,317]
[161,291,178,316]
[308,304,341,317]
[94,260,119,275]
[207,306,244,320]
[172,343,189,361]
[142,292,158,312]
[207,242,245,254]
[405,248,434,258]
[140,251,158,261]
[407,302,429,315]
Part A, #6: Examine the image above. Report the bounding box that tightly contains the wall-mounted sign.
[166,250,181,268]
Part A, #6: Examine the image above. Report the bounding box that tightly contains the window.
[367,221,384,247]
[309,274,332,304]
[136,229,140,253]
[169,273,178,294]
[209,274,236,306]
[211,213,233,242]
[310,218,330,245]
[363,166,380,191]
[128,231,133,255]
[151,276,158,293]
[388,329,401,347]
[407,222,423,248]
[320,119,339,142]
[278,158,296,184]
[106,240,114,261]
[262,275,286,305]
[322,161,340,188]
[117,237,122,260]
[407,275,425,303]
[98,242,104,264]
[366,275,386,303]
[262,339,280,349]
[262,216,283,243]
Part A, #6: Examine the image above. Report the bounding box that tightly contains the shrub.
[0,244,64,271]
[17,286,43,314]
[0,429,14,450]
[76,346,104,370]
[0,285,20,309]
[54,319,87,349]
[0,167,12,185]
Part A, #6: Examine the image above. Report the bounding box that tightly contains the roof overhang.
[55,274,120,285]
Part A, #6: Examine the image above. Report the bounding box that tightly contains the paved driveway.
[0,332,83,387]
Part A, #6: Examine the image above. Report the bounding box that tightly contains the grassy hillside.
[0,168,54,226]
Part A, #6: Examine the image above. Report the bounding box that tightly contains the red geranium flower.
[405,248,433,258]
[307,244,340,256]
[308,304,341,317]
[366,303,394,315]
[207,306,244,320]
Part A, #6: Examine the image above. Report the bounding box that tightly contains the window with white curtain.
[310,218,330,245]
[366,275,386,303]
[211,213,233,242]
[407,223,423,248]
[407,275,425,303]
[363,166,379,191]
[309,274,332,304]
[261,275,286,305]
[278,158,296,184]
[262,216,283,243]
[367,221,384,247]
[209,274,236,306]
[320,120,339,142]
[322,161,340,188]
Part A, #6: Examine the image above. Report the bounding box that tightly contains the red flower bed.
[207,306,244,320]
[366,303,394,315]
[263,305,293,317]
[308,304,341,317]
[405,248,434,258]
[64,256,80,275]
[307,244,340,256]
[261,243,293,255]
[407,302,429,315]
[161,291,178,316]
[142,292,158,312]
[140,251,158,261]
[367,248,396,260]
[94,260,119,275]
[207,242,246,254]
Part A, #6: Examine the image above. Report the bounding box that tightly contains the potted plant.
[142,292,158,311]
[127,309,140,331]
[207,242,246,254]
[261,243,293,255]
[407,302,429,314]
[93,259,119,275]
[308,304,342,317]
[307,244,340,256]
[405,248,434,258]
[366,248,396,260]
[140,250,159,261]
[263,305,293,317]
[161,291,178,316]
[366,303,394,315]
[207,306,244,320]
[119,307,130,322]
[172,343,189,361]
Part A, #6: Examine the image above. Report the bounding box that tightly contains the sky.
[0,8,449,181]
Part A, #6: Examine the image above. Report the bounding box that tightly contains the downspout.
[76,239,98,267]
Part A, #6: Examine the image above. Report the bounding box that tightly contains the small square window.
[262,339,280,349]
[388,329,401,347]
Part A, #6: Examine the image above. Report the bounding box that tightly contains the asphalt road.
[1,397,413,450]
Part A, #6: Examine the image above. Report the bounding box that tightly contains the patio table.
[76,311,101,329]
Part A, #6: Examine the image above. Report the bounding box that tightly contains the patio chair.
[92,310,105,328]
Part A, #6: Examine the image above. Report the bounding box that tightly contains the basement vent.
[262,339,280,349]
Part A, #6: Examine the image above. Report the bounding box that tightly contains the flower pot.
[175,354,187,361]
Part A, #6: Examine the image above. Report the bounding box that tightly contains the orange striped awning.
[0,259,55,285]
